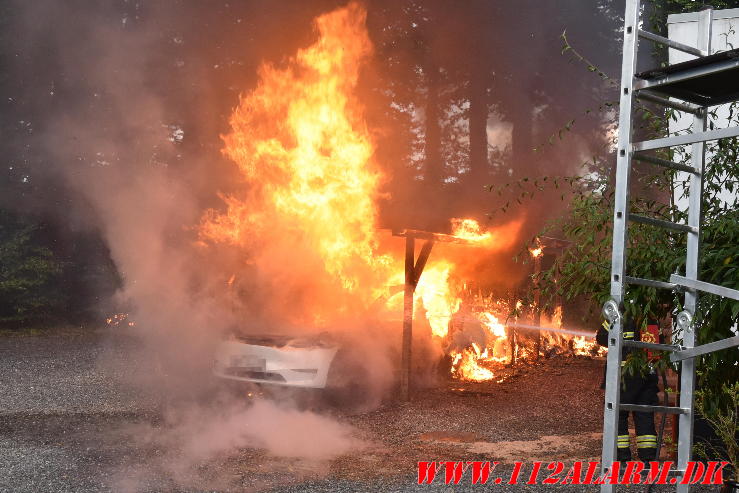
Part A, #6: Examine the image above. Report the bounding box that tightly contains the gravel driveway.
[0,328,720,492]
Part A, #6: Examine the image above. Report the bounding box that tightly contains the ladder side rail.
[677,8,712,493]
[601,1,640,490]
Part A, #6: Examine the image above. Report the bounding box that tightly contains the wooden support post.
[400,237,434,402]
[415,240,434,279]
[508,292,517,365]
[400,236,415,401]
[533,253,541,360]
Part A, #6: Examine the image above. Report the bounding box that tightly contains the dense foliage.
[519,0,739,438]
[534,150,738,399]
[0,210,64,326]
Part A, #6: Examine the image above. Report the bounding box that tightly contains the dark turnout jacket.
[596,317,640,356]
[596,317,640,389]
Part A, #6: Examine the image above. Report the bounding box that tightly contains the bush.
[0,209,64,326]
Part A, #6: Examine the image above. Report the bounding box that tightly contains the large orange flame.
[416,261,461,339]
[197,2,589,382]
[200,2,394,325]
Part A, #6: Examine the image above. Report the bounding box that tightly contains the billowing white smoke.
[177,399,361,461]
[114,399,363,491]
[14,0,373,483]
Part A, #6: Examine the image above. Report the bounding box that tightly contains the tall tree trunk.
[468,72,489,185]
[424,61,442,187]
[510,91,533,181]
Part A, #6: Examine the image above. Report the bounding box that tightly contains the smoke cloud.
[6,0,373,481]
[113,399,362,492]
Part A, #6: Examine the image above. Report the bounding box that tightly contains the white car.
[213,333,339,389]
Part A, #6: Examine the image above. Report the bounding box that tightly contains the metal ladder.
[602,2,739,491]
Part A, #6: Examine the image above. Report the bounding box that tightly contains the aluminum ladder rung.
[632,124,739,151]
[623,339,681,352]
[630,214,697,233]
[634,57,739,92]
[637,29,706,57]
[620,403,690,414]
[624,275,678,290]
[670,274,739,300]
[671,335,739,362]
[636,90,703,115]
[632,153,699,174]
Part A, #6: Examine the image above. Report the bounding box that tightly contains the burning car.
[213,333,339,389]
[200,3,604,397]
[212,327,399,411]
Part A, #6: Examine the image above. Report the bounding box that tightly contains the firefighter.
[597,316,660,462]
